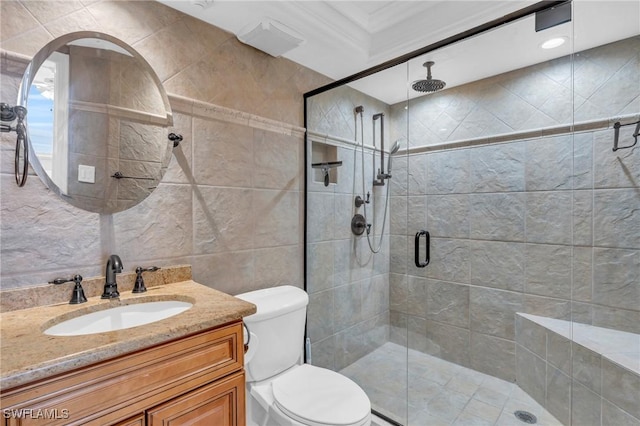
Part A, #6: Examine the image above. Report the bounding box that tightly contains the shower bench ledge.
[518,313,639,375]
[515,313,640,425]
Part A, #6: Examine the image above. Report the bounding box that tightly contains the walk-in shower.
[305,2,640,425]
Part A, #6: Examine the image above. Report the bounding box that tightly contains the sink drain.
[514,410,537,424]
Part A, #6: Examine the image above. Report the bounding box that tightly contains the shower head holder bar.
[612,120,639,152]
[373,112,387,186]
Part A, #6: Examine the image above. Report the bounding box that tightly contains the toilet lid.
[271,364,370,426]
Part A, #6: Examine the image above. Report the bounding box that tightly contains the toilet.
[236,285,372,426]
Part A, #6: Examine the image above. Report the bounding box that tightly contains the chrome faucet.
[102,254,123,299]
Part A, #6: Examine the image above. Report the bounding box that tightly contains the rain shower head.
[412,61,446,93]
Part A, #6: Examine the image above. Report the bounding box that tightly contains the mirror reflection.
[21,32,173,213]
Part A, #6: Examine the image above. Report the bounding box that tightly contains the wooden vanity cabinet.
[113,414,145,426]
[1,321,246,426]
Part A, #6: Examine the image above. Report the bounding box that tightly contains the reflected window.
[30,51,69,194]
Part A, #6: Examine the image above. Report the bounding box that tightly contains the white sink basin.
[44,301,193,336]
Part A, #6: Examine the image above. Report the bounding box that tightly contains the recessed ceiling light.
[540,37,567,49]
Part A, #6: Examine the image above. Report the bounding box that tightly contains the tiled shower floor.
[341,342,562,426]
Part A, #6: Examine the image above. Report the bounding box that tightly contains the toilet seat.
[271,364,371,426]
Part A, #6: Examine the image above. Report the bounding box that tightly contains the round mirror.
[17,31,173,213]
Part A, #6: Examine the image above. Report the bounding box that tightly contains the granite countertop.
[0,279,256,391]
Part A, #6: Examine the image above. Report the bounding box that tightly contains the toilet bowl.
[250,364,371,426]
[236,286,371,426]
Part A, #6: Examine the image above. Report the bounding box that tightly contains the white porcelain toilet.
[236,285,372,426]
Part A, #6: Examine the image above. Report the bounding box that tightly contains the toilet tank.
[236,286,308,383]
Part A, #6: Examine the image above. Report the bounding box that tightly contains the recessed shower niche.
[310,141,341,187]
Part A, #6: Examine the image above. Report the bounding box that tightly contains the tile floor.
[341,342,562,426]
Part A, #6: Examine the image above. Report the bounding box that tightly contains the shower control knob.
[351,214,367,236]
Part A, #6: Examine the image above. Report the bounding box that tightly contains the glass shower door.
[568,3,640,426]
[304,60,411,424]
[306,3,640,425]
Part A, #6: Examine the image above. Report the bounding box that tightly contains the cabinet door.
[147,372,245,426]
[113,413,144,426]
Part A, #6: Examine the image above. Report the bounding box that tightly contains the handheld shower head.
[390,140,401,155]
[387,140,402,174]
[412,61,446,93]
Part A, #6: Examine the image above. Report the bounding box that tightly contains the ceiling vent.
[237,19,305,57]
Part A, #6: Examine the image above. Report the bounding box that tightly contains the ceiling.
[158,0,539,78]
[158,0,640,105]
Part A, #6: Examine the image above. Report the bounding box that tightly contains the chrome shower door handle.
[414,230,430,268]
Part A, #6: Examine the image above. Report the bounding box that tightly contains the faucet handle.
[69,275,87,304]
[49,274,87,304]
[133,266,161,293]
[49,277,73,285]
[49,274,82,285]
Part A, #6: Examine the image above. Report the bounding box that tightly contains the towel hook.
[168,132,183,148]
[1,103,28,186]
[612,120,639,152]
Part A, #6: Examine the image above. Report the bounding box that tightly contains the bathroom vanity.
[0,268,256,426]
